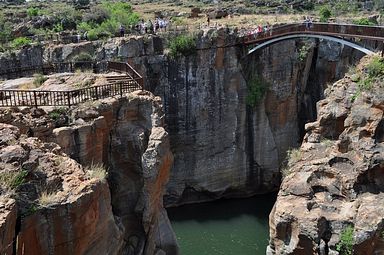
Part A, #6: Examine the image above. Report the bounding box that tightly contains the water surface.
[167,193,276,255]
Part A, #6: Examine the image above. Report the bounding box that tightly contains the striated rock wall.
[49,91,177,254]
[268,55,384,254]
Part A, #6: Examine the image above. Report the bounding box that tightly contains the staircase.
[105,75,134,85]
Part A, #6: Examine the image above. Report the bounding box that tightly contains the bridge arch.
[247,34,374,55]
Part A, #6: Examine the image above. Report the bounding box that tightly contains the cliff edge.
[268,54,384,254]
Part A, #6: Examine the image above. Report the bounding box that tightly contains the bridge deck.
[243,23,384,45]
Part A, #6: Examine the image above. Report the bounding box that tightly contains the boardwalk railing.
[0,82,141,107]
[107,61,144,88]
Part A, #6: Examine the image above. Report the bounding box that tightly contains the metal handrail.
[107,61,144,89]
[0,82,141,108]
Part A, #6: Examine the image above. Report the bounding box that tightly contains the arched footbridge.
[242,23,384,55]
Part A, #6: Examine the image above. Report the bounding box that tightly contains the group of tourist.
[134,18,169,35]
[118,18,169,37]
[245,22,273,40]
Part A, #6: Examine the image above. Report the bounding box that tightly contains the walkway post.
[67,91,71,108]
[33,91,38,108]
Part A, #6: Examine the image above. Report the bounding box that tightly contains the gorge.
[0,25,383,255]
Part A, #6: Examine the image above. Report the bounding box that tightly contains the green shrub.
[53,23,64,33]
[100,2,140,29]
[11,37,33,49]
[87,29,98,41]
[353,17,377,25]
[298,43,311,62]
[72,52,93,62]
[336,226,354,255]
[0,21,13,44]
[366,56,384,78]
[33,73,47,87]
[169,34,196,58]
[171,16,187,26]
[246,75,269,106]
[319,6,331,22]
[48,107,67,121]
[27,7,40,17]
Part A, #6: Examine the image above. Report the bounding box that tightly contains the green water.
[167,193,276,255]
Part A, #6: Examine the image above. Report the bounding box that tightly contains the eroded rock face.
[0,197,16,255]
[0,90,176,255]
[50,91,177,254]
[268,55,384,255]
[0,123,124,255]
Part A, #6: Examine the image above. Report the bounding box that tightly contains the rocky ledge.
[268,55,384,255]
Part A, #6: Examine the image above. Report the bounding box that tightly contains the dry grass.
[281,148,302,178]
[0,170,28,192]
[38,191,58,207]
[85,163,107,182]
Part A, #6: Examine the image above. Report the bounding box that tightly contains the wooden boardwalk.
[0,61,143,107]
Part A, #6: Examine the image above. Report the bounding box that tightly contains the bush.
[171,16,187,26]
[366,56,384,78]
[72,52,93,62]
[53,23,64,33]
[298,43,312,62]
[169,34,196,58]
[48,107,67,120]
[33,73,47,87]
[87,29,98,41]
[353,17,377,25]
[336,226,354,255]
[27,7,40,17]
[319,6,331,22]
[246,75,269,106]
[0,21,13,44]
[11,37,33,49]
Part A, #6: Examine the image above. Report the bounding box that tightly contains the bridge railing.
[0,81,141,108]
[242,22,384,44]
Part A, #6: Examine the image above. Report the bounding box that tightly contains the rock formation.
[268,55,384,254]
[0,30,367,207]
[0,91,177,254]
[0,122,124,254]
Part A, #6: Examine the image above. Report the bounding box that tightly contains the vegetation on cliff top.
[168,34,197,58]
[350,55,384,101]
